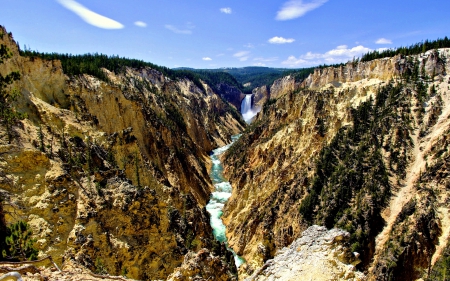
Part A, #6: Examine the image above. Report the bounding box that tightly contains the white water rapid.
[205,135,245,267]
[241,94,259,123]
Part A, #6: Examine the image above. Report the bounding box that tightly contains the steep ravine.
[222,49,450,280]
[0,26,244,280]
[206,135,245,266]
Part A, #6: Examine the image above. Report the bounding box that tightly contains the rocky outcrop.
[0,26,244,280]
[0,258,138,281]
[222,48,450,280]
[167,248,237,281]
[244,226,365,281]
[301,50,447,90]
[252,75,299,109]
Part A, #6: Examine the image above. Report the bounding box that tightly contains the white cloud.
[376,38,393,44]
[268,36,295,44]
[276,0,328,21]
[57,0,124,29]
[254,57,279,62]
[234,51,250,62]
[234,51,250,57]
[282,45,372,67]
[165,24,193,35]
[202,57,212,61]
[254,62,266,66]
[283,56,308,66]
[134,21,147,27]
[220,7,232,14]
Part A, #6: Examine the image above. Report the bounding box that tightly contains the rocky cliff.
[244,226,365,281]
[0,26,244,280]
[222,48,450,280]
[252,75,300,109]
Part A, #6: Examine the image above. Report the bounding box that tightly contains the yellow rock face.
[222,48,450,279]
[0,26,243,280]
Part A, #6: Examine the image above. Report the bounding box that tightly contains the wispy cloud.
[234,51,250,61]
[268,36,295,44]
[244,43,255,48]
[282,45,372,67]
[165,23,194,35]
[276,0,328,21]
[57,0,124,29]
[220,7,232,14]
[254,57,279,62]
[376,38,393,44]
[253,57,279,66]
[134,21,147,27]
[203,57,212,61]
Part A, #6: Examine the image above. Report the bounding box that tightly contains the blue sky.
[2,0,449,69]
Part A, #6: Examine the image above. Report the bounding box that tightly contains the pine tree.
[135,151,141,189]
[0,197,8,260]
[0,42,23,143]
[3,221,38,261]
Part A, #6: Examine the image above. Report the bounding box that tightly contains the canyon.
[1,24,450,281]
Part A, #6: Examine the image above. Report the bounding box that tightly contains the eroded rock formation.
[244,226,365,281]
[223,48,450,280]
[0,26,244,280]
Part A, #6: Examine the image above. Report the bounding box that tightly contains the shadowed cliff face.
[0,26,243,280]
[222,49,450,280]
[216,82,246,111]
[252,75,300,110]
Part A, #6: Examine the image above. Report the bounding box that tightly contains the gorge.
[1,24,450,281]
[206,134,245,268]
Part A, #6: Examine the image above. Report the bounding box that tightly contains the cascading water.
[241,94,259,123]
[205,135,245,267]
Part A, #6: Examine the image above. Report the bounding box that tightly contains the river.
[205,134,245,267]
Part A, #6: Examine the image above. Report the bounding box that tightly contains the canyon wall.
[0,26,243,280]
[223,49,450,280]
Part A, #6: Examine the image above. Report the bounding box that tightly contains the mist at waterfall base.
[241,94,260,123]
[205,135,245,267]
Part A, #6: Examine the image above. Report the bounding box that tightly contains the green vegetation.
[361,37,450,62]
[121,266,129,277]
[95,257,108,275]
[224,66,315,90]
[194,70,243,92]
[187,66,315,93]
[2,220,38,261]
[226,67,291,93]
[0,41,25,143]
[0,197,8,260]
[429,250,450,281]
[19,50,207,92]
[299,81,415,264]
[134,151,141,189]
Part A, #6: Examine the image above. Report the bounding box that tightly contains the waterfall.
[241,94,258,123]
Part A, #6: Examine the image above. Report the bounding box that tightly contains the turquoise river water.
[205,135,245,267]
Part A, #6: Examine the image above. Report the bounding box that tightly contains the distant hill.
[177,66,315,94]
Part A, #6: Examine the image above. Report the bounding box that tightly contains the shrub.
[3,221,38,261]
